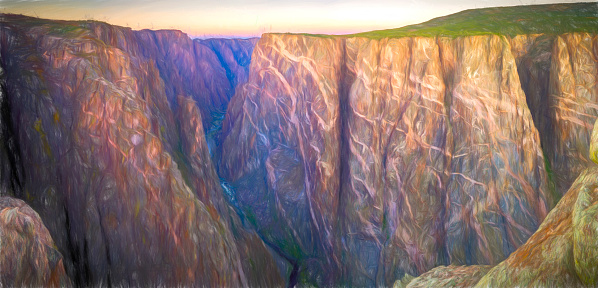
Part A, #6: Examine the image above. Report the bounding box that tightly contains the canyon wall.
[219,32,598,286]
[397,118,598,287]
[2,12,598,287]
[0,14,282,287]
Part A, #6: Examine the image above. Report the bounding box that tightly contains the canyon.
[1,2,598,287]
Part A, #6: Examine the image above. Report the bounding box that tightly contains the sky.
[0,0,589,38]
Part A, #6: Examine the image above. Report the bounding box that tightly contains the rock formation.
[0,197,71,287]
[1,2,598,287]
[394,118,598,287]
[0,14,281,287]
[219,29,598,288]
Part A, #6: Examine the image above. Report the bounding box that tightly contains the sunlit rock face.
[393,118,598,288]
[0,197,71,287]
[544,33,598,194]
[219,31,598,286]
[473,118,598,287]
[393,265,492,288]
[0,14,283,287]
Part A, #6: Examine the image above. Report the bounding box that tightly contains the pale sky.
[0,0,589,38]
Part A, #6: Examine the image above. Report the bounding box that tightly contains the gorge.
[1,2,598,287]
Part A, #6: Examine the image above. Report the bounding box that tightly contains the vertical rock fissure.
[336,37,351,284]
[63,203,91,286]
[434,36,451,268]
[0,58,24,197]
[495,40,515,258]
[514,36,559,203]
[92,174,113,287]
[437,36,454,265]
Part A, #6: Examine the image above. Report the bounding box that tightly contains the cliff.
[0,14,282,287]
[397,118,598,287]
[219,5,598,285]
[1,2,598,287]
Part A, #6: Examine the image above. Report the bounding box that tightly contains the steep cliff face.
[0,14,282,287]
[511,33,598,195]
[219,34,345,285]
[2,3,597,287]
[85,22,257,134]
[474,120,598,287]
[0,197,71,287]
[399,119,598,287]
[545,33,598,193]
[219,31,597,286]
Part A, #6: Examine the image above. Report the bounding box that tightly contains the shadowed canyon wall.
[0,14,283,287]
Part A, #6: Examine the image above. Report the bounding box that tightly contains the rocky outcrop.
[0,14,283,287]
[0,197,71,287]
[395,265,491,288]
[219,31,598,286]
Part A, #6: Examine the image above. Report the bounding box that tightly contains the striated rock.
[399,265,491,288]
[0,14,283,287]
[442,34,551,266]
[2,4,598,287]
[0,197,71,287]
[341,36,450,285]
[397,119,598,288]
[220,32,558,286]
[474,118,598,287]
[219,33,345,285]
[85,22,256,132]
[475,168,598,287]
[544,33,598,194]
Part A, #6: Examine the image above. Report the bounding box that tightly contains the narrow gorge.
[1,2,598,287]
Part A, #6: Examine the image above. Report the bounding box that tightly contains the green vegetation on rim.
[280,2,598,39]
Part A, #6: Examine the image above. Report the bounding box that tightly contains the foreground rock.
[395,265,491,288]
[0,197,71,287]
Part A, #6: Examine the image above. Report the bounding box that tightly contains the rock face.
[219,34,345,285]
[219,31,598,286]
[513,33,598,195]
[0,14,282,287]
[391,119,598,287]
[2,6,598,287]
[0,197,71,287]
[475,121,598,287]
